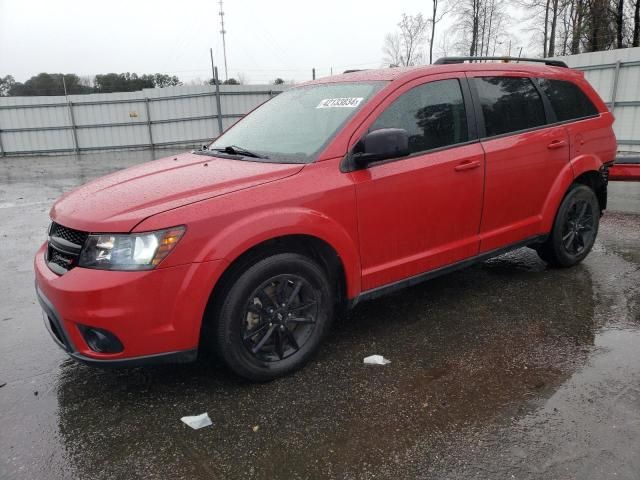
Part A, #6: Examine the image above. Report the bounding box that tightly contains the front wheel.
[536,184,600,267]
[212,253,333,381]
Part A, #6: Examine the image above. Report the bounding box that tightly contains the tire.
[212,253,333,381]
[536,184,600,268]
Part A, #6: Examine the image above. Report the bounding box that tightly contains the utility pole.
[61,75,79,153]
[219,0,229,81]
[210,48,224,136]
[312,68,316,80]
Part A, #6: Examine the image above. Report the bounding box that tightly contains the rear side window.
[536,78,599,121]
[370,79,468,154]
[474,77,546,137]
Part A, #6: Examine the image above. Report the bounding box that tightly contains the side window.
[536,78,599,121]
[474,77,546,137]
[370,79,468,154]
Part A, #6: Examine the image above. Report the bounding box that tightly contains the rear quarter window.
[536,78,599,122]
[473,77,546,138]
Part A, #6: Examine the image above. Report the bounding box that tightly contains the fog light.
[78,325,124,353]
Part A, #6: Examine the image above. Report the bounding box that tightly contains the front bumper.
[34,243,228,366]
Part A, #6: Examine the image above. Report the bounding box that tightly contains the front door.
[349,75,485,291]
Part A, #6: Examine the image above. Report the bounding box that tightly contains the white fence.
[0,84,286,156]
[554,47,640,152]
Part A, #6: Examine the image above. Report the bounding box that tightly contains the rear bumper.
[610,156,640,182]
[34,243,228,366]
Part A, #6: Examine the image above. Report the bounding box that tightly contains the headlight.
[78,227,185,271]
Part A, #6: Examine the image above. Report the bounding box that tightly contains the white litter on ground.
[363,354,391,365]
[181,413,212,429]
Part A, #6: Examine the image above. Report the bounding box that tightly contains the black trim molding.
[352,234,547,306]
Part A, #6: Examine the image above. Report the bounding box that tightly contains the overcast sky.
[0,0,531,84]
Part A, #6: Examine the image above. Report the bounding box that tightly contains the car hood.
[51,152,305,232]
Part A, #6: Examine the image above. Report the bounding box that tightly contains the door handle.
[454,160,481,172]
[547,139,567,149]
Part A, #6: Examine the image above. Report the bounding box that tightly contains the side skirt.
[351,234,547,307]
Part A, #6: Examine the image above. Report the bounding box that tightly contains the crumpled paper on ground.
[363,354,391,365]
[181,413,212,429]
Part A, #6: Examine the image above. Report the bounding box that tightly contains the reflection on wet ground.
[1,150,639,479]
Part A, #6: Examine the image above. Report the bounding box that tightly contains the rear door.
[467,72,570,252]
[348,74,485,291]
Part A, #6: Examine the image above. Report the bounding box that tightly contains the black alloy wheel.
[560,198,596,256]
[536,184,600,267]
[213,253,333,381]
[241,274,319,362]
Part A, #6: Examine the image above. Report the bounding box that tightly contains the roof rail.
[434,56,569,68]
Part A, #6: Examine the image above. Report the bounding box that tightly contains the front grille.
[48,248,77,270]
[50,223,89,246]
[47,222,88,275]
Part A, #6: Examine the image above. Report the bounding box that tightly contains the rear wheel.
[212,253,333,381]
[536,184,600,267]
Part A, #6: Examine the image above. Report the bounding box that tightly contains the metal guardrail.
[0,89,281,110]
[0,89,281,156]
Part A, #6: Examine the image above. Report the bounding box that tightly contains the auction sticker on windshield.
[316,97,364,108]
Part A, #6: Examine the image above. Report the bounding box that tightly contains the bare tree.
[455,0,509,56]
[559,0,574,54]
[583,0,616,51]
[470,0,482,55]
[548,0,561,55]
[453,0,481,55]
[570,0,585,52]
[519,0,563,56]
[399,13,429,65]
[381,14,429,66]
[428,0,451,63]
[436,30,454,57]
[615,0,625,47]
[543,0,551,55]
[382,33,403,66]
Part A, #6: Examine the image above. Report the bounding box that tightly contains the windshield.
[207,81,386,163]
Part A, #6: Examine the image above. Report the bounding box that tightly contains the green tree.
[150,73,182,87]
[93,72,181,93]
[94,73,154,93]
[0,75,16,96]
[7,73,92,96]
[2,72,182,96]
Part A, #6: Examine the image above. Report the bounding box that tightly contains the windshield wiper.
[210,145,267,159]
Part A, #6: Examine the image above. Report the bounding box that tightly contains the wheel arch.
[200,233,353,344]
[573,170,607,212]
[541,154,606,232]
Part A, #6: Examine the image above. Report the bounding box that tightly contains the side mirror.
[352,128,410,167]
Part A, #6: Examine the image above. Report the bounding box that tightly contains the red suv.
[35,57,616,380]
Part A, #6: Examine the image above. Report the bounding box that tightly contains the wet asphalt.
[1,150,639,480]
